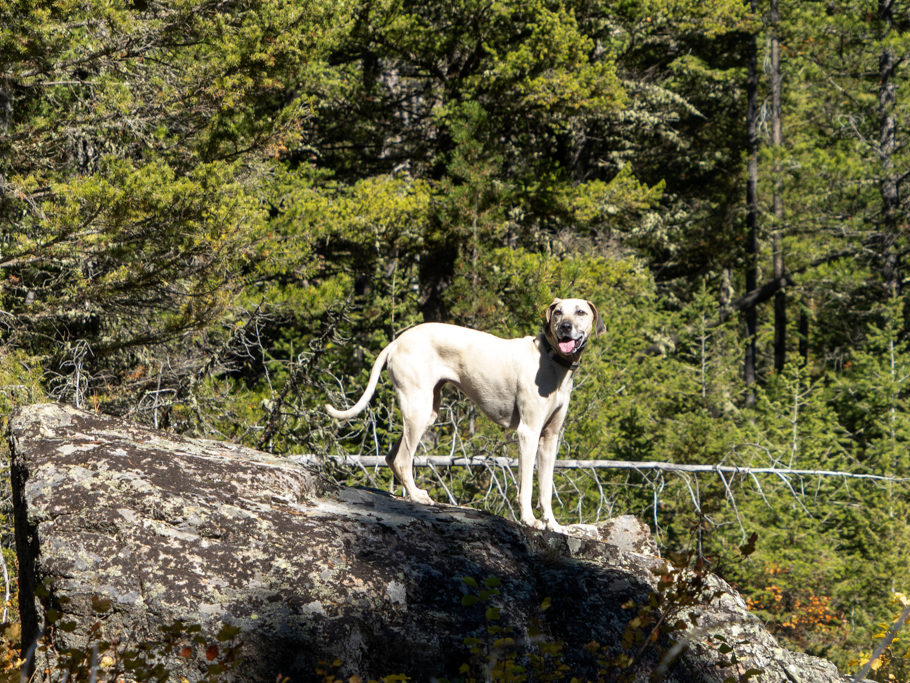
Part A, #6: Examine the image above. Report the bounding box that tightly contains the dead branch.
[852,603,910,683]
[640,248,855,357]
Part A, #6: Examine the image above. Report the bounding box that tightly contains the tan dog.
[326,298,605,532]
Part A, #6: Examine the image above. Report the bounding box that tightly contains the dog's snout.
[558,320,573,333]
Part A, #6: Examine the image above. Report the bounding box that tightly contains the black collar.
[540,334,581,370]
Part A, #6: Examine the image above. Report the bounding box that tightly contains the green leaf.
[461,594,479,607]
[92,596,112,613]
[216,624,242,641]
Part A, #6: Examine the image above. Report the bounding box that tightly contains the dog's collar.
[540,334,582,370]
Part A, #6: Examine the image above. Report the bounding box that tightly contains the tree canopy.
[2,0,910,676]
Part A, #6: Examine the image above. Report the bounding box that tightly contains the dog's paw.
[410,489,435,506]
[524,512,566,534]
[545,520,566,534]
[522,516,546,530]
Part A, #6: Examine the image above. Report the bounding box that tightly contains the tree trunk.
[878,0,900,297]
[770,0,786,372]
[744,2,760,403]
[799,298,810,366]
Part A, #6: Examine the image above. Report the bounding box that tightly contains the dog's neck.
[539,330,583,371]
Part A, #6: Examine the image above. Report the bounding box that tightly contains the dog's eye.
[576,309,587,316]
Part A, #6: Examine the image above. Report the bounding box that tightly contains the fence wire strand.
[289,452,908,534]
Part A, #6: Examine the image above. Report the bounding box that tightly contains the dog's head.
[543,298,606,358]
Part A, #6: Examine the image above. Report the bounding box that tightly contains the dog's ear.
[587,300,607,336]
[544,298,562,323]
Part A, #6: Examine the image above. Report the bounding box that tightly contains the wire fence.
[290,453,910,542]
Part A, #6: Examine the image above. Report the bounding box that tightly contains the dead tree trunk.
[878,0,901,298]
[744,2,760,403]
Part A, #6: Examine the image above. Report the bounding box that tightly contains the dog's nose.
[558,321,573,333]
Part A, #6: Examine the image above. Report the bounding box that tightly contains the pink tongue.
[558,340,576,354]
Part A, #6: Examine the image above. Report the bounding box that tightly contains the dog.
[325,298,605,532]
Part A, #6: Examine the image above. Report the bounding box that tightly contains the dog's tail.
[325,342,395,420]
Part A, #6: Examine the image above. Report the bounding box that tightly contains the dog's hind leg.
[385,384,441,505]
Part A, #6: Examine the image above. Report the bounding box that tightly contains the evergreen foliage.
[2,0,910,676]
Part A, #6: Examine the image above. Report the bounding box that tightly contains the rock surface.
[8,403,848,682]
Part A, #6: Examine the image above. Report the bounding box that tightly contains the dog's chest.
[550,374,574,408]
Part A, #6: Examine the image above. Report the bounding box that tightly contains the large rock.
[8,403,847,682]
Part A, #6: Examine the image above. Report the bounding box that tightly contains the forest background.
[2,0,910,677]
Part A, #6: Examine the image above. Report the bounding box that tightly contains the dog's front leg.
[517,424,545,529]
[536,428,565,533]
